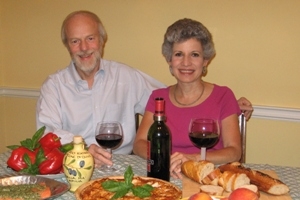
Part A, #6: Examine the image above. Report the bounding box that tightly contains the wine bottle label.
[147,140,153,172]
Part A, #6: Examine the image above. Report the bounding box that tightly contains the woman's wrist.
[192,154,201,162]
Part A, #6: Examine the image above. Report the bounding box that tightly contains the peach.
[228,188,259,200]
[189,192,212,200]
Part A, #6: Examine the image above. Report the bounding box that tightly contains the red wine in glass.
[189,119,219,160]
[189,132,219,148]
[96,134,122,149]
[95,121,123,172]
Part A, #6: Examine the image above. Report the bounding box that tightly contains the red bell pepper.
[39,132,62,150]
[38,148,65,174]
[7,146,36,171]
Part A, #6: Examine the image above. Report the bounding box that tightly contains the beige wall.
[0,2,3,83]
[1,0,300,166]
[0,97,4,153]
[0,3,4,152]
[1,97,37,153]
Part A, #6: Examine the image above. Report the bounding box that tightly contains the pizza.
[75,176,182,200]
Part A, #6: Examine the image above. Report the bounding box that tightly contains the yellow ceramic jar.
[63,136,94,192]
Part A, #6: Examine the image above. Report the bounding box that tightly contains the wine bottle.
[147,97,171,181]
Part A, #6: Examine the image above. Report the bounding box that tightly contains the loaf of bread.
[218,162,289,195]
[199,185,224,196]
[218,171,250,192]
[181,160,214,183]
[201,168,222,186]
[238,184,260,197]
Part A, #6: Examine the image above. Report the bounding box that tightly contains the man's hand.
[88,144,113,168]
[237,97,253,120]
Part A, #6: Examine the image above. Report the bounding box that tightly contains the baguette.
[218,162,289,195]
[199,185,224,196]
[202,168,222,186]
[238,184,260,197]
[181,160,214,183]
[231,172,250,191]
[218,171,237,192]
[217,171,249,192]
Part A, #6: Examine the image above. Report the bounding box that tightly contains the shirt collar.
[99,59,105,74]
[69,62,82,83]
[69,61,105,92]
[69,61,105,82]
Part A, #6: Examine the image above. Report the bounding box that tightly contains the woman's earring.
[202,66,207,75]
[169,66,174,76]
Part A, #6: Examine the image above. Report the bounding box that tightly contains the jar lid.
[73,136,83,144]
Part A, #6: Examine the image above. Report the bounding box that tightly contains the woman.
[133,18,242,179]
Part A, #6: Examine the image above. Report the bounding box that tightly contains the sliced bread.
[199,185,224,196]
[181,160,215,183]
[202,168,222,186]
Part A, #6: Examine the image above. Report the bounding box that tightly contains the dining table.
[0,151,299,200]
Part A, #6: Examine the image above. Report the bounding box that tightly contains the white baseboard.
[1,87,300,122]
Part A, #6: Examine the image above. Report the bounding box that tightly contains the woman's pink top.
[145,84,241,154]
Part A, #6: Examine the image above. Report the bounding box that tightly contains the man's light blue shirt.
[36,59,165,154]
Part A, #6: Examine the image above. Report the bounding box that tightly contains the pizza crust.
[75,176,182,200]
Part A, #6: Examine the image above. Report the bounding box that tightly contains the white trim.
[252,105,300,122]
[0,87,40,98]
[1,87,300,122]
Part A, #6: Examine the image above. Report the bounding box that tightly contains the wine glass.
[95,121,123,172]
[189,118,220,160]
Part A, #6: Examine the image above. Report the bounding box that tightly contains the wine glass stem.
[200,147,206,160]
[106,148,112,168]
[106,148,112,154]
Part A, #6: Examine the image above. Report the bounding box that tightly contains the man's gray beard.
[73,51,101,73]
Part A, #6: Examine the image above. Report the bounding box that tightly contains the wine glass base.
[98,165,119,173]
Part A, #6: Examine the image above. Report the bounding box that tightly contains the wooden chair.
[239,113,247,163]
[135,114,140,133]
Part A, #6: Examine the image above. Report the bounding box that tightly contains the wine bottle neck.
[154,115,166,121]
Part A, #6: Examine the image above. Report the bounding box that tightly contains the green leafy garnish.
[102,166,154,200]
[6,126,45,151]
[132,184,153,198]
[20,148,46,175]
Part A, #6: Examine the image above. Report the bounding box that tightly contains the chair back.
[239,113,247,163]
[135,114,140,133]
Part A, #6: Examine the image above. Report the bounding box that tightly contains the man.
[36,10,253,168]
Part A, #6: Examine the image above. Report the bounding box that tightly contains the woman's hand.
[88,144,113,168]
[237,97,253,120]
[170,152,199,179]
